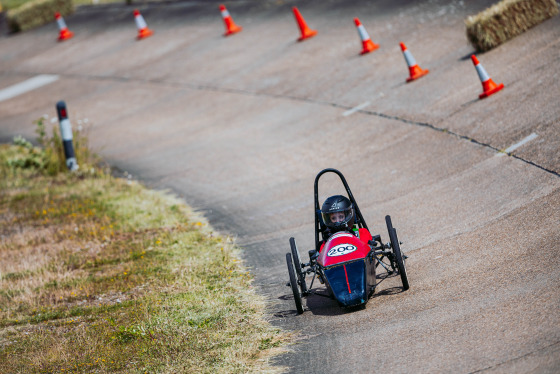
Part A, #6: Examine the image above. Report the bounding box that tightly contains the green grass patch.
[0,126,290,372]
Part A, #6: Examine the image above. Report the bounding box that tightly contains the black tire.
[385,215,409,291]
[286,253,304,314]
[289,237,308,294]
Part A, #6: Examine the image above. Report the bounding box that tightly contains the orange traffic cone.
[354,18,378,54]
[219,4,242,36]
[55,12,73,41]
[400,42,429,82]
[471,55,504,99]
[293,7,317,41]
[133,9,153,40]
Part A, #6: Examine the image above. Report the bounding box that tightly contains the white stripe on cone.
[56,17,67,30]
[357,25,370,41]
[475,63,490,83]
[221,9,230,18]
[135,14,148,30]
[403,49,417,67]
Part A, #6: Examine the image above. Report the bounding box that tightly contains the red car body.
[318,229,376,306]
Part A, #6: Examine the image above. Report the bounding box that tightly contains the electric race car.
[285,168,409,314]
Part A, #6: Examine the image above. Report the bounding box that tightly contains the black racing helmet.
[321,195,355,230]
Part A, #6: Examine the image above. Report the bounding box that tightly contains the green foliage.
[465,0,559,52]
[5,117,98,176]
[113,324,150,343]
[6,0,73,33]
[6,135,46,169]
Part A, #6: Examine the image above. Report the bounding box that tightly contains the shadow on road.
[277,282,406,317]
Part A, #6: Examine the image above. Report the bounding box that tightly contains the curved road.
[1,1,559,372]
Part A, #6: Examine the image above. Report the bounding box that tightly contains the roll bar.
[314,168,369,250]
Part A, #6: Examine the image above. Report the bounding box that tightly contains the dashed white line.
[497,133,538,157]
[0,74,60,103]
[342,101,371,117]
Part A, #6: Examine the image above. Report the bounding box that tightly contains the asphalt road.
[1,0,559,372]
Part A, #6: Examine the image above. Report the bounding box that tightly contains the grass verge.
[0,125,289,373]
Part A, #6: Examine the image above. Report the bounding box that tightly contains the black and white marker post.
[56,101,79,171]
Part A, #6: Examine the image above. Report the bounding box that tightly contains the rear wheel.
[286,253,304,314]
[385,215,409,291]
[289,237,308,294]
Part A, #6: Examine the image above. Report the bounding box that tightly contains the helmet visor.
[322,206,354,228]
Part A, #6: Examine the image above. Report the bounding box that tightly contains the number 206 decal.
[327,244,357,257]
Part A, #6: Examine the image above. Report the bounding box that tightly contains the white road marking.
[0,74,59,103]
[497,133,538,157]
[342,101,371,117]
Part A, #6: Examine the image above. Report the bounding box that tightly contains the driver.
[318,194,374,253]
[321,195,355,238]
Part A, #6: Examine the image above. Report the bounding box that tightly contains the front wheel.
[385,215,409,291]
[290,237,308,294]
[286,253,304,314]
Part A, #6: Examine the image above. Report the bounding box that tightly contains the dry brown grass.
[0,143,290,373]
[465,0,559,52]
